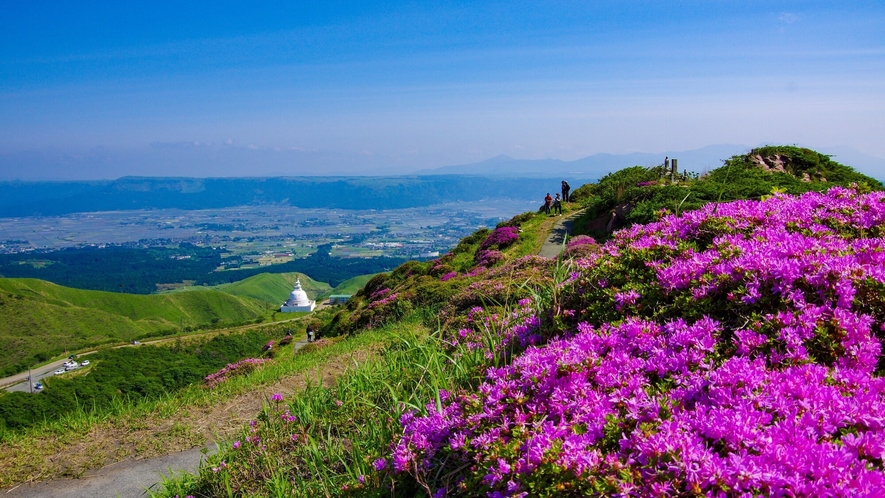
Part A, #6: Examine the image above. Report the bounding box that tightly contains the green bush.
[0,330,279,432]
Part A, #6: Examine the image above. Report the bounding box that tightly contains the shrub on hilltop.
[572,146,883,240]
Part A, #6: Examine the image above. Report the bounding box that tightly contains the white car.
[34,383,43,390]
[80,360,90,366]
[54,369,65,375]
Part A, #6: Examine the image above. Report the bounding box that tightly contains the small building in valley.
[328,294,351,305]
[280,279,316,312]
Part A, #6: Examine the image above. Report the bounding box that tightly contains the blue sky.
[1,1,883,179]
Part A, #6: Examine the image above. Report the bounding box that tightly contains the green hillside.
[218,272,330,304]
[0,278,267,376]
[166,272,332,305]
[318,273,380,299]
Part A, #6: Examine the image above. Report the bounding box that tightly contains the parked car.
[54,369,65,375]
[132,341,141,345]
[80,360,90,366]
[34,382,43,390]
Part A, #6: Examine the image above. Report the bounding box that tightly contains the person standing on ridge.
[561,180,571,203]
[553,193,562,215]
[544,192,553,215]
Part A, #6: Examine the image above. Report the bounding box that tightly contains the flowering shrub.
[369,292,398,309]
[478,227,519,252]
[566,234,596,248]
[390,187,885,496]
[204,358,270,388]
[636,180,658,187]
[440,271,458,282]
[475,250,504,267]
[370,288,392,301]
[564,235,598,258]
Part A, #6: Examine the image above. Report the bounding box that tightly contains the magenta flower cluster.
[440,271,459,282]
[370,287,392,300]
[566,235,596,248]
[475,250,504,267]
[478,226,519,252]
[203,358,270,388]
[636,180,659,187]
[369,291,398,309]
[391,187,885,496]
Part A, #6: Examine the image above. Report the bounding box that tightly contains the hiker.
[552,193,562,215]
[561,180,571,203]
[544,193,553,215]
[306,324,314,342]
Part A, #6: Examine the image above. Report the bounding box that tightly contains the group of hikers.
[543,180,570,215]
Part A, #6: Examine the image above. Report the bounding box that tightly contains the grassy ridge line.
[0,278,268,374]
[165,272,332,305]
[167,271,381,303]
[318,273,380,299]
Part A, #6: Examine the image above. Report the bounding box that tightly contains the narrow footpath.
[538,209,584,258]
[4,337,313,498]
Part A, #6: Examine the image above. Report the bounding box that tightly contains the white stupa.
[280,278,316,312]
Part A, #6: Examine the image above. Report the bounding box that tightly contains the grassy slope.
[165,272,333,305]
[215,272,331,304]
[0,318,412,489]
[318,273,380,299]
[0,278,267,373]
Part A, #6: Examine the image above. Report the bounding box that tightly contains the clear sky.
[1,1,883,179]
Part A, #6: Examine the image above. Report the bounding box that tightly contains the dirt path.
[538,209,584,258]
[3,446,215,498]
[0,337,373,496]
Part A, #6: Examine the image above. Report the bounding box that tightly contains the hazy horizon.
[2,1,883,180]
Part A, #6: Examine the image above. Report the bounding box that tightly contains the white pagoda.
[280,278,316,312]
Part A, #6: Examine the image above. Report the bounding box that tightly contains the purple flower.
[440,271,458,282]
[613,289,640,310]
[388,187,885,496]
[478,226,520,252]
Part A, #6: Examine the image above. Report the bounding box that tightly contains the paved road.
[538,210,584,258]
[1,311,320,393]
[2,354,95,393]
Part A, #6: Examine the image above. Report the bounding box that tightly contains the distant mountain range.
[419,144,748,177]
[419,144,885,180]
[1,145,881,217]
